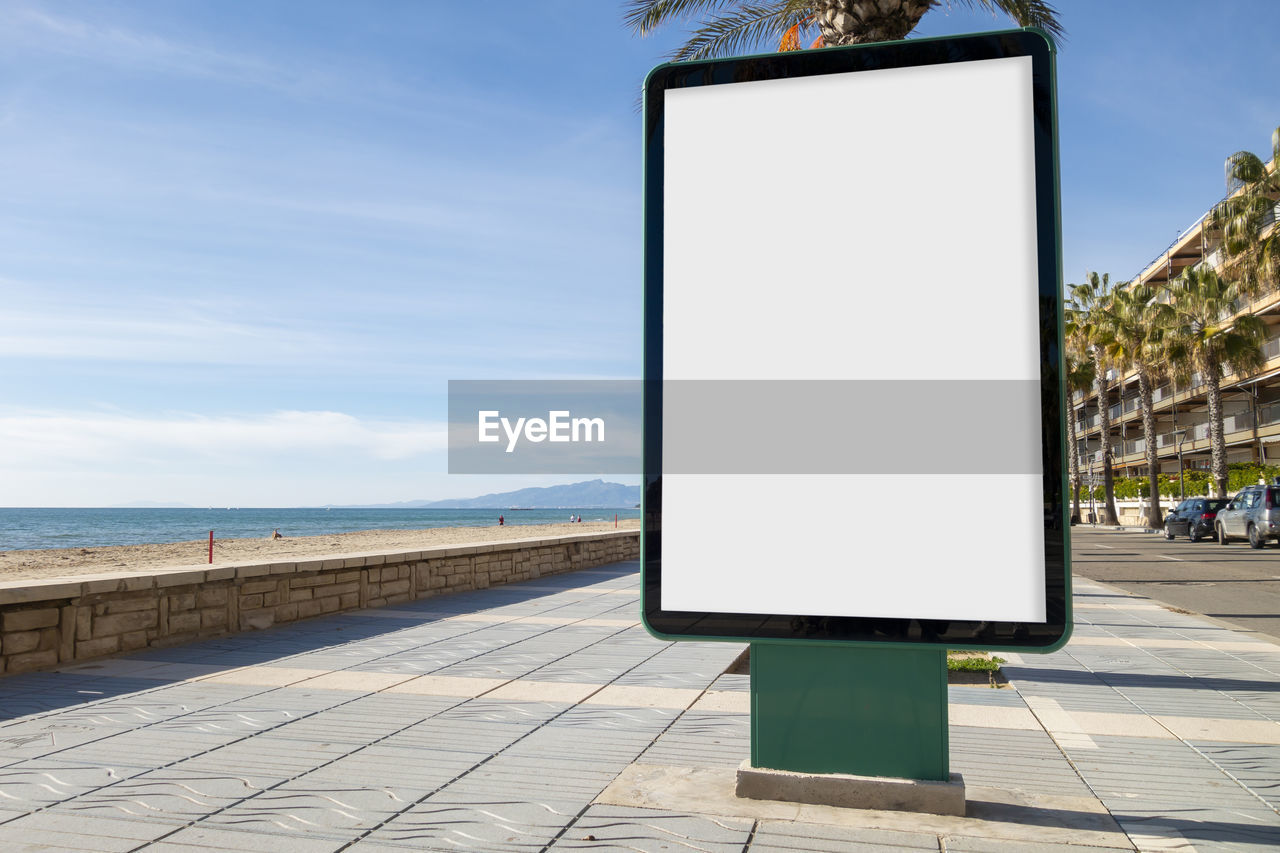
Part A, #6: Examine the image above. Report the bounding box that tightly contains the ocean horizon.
[0,507,642,552]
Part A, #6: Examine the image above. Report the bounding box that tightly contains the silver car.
[1215,483,1280,548]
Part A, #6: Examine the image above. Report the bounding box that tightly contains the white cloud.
[0,304,345,365]
[0,409,448,468]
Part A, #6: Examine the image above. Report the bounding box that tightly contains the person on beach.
[498,515,504,526]
[271,529,282,539]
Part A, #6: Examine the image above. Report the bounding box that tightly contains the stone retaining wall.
[0,530,640,677]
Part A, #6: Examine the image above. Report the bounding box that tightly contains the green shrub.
[1226,462,1280,492]
[947,655,1005,672]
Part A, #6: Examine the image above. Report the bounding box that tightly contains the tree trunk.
[1205,367,1229,498]
[813,0,932,45]
[1138,370,1162,528]
[1068,397,1081,524]
[1093,345,1120,525]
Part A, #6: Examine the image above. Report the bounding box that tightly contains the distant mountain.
[346,480,640,509]
[112,501,196,508]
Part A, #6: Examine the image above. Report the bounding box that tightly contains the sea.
[0,507,642,552]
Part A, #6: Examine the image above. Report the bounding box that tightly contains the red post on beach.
[208,531,213,564]
[615,514,618,528]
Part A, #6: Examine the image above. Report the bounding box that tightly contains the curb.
[1071,523,1158,534]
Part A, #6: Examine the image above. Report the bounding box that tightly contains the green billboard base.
[749,641,949,782]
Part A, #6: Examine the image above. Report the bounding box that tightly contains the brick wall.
[0,530,639,677]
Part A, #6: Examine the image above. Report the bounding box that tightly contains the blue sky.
[1,1,1277,507]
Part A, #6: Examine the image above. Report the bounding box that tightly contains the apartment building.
[1073,192,1280,490]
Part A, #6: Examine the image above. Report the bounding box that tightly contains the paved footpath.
[1,561,1278,852]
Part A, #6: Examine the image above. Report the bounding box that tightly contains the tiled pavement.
[1,562,1278,852]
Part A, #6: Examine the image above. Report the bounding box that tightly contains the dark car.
[1163,498,1230,542]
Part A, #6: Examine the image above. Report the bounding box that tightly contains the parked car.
[1163,498,1230,542]
[1216,483,1280,548]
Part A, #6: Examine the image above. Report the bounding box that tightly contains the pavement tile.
[382,675,509,696]
[55,730,233,768]
[533,662,646,684]
[582,685,702,710]
[0,810,182,850]
[293,671,419,692]
[509,615,583,626]
[611,669,727,690]
[381,719,525,756]
[22,696,204,729]
[127,662,241,681]
[151,705,308,737]
[442,763,610,805]
[176,736,355,778]
[1114,809,1280,852]
[235,713,406,747]
[708,673,751,693]
[1060,734,1280,821]
[201,666,331,687]
[1020,696,1104,749]
[548,705,678,733]
[59,766,267,821]
[305,747,476,790]
[943,837,1134,853]
[0,757,154,809]
[53,659,176,679]
[0,719,132,762]
[1155,715,1280,744]
[947,685,1027,706]
[1189,741,1280,809]
[143,825,350,852]
[367,795,583,851]
[641,711,749,771]
[484,680,602,704]
[748,820,940,851]
[552,804,753,851]
[951,728,1096,798]
[688,690,750,714]
[950,703,1041,731]
[435,699,566,728]
[203,779,429,833]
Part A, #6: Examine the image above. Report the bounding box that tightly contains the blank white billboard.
[660,54,1047,624]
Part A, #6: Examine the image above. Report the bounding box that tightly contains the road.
[1071,526,1280,641]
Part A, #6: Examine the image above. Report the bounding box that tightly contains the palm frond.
[779,20,803,51]
[1066,354,1096,395]
[948,0,1065,46]
[1212,128,1280,297]
[665,2,813,62]
[1225,150,1267,193]
[624,0,744,36]
[1165,266,1266,380]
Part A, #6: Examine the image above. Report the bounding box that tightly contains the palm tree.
[1207,126,1280,298]
[1066,272,1119,525]
[623,0,1064,61]
[1104,282,1173,528]
[1164,266,1267,498]
[1065,351,1095,524]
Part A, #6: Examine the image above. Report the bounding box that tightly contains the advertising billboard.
[642,30,1068,649]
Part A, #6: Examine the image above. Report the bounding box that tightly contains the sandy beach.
[0,520,640,583]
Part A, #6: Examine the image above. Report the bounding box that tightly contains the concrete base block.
[735,760,966,816]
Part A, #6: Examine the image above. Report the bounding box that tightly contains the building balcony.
[1100,400,1280,468]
